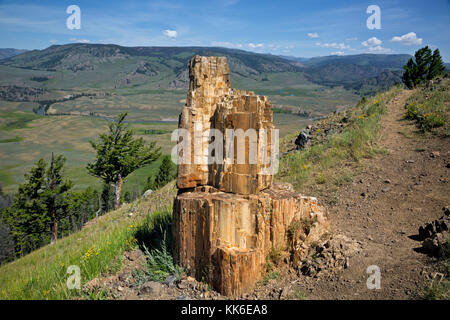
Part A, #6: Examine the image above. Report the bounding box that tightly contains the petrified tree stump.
[173,55,328,296]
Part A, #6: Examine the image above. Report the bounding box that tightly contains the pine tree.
[87,112,161,209]
[66,187,99,232]
[6,155,72,254]
[402,46,445,89]
[100,183,114,213]
[414,46,432,84]
[427,48,446,80]
[7,159,48,255]
[42,153,72,243]
[402,57,416,89]
[153,155,176,189]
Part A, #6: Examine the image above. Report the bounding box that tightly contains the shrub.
[143,237,183,282]
[404,79,448,131]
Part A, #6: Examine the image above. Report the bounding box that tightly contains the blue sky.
[0,0,449,60]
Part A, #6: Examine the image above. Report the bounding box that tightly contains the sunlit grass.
[276,86,403,193]
[0,182,177,300]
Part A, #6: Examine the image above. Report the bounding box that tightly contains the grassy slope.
[0,85,406,300]
[276,85,403,199]
[0,182,177,300]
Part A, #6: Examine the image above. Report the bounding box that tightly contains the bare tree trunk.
[51,210,58,244]
[114,174,123,209]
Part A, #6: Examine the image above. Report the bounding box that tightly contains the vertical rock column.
[173,55,328,296]
[177,55,232,189]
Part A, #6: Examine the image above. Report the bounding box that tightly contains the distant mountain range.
[0,48,28,60]
[0,43,429,95]
[300,53,411,94]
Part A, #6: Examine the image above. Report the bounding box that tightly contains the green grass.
[0,112,40,131]
[128,209,184,288]
[294,289,307,300]
[259,271,280,286]
[276,86,403,193]
[0,182,177,300]
[419,231,450,300]
[141,240,183,282]
[0,136,23,143]
[0,165,16,186]
[405,79,449,131]
[421,277,450,300]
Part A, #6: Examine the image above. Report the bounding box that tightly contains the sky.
[0,0,449,60]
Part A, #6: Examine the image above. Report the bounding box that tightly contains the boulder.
[139,281,163,296]
[143,189,153,197]
[294,129,310,150]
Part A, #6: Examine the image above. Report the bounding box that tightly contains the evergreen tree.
[402,57,416,89]
[6,155,72,254]
[65,187,99,232]
[403,46,445,89]
[100,183,114,213]
[87,113,161,209]
[153,155,176,189]
[414,46,432,84]
[123,191,131,203]
[144,156,176,191]
[427,48,446,80]
[7,159,48,255]
[42,153,72,243]
[0,209,15,264]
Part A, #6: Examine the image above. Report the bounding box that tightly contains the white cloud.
[163,29,177,39]
[331,51,345,56]
[366,45,392,53]
[307,32,319,38]
[69,38,90,43]
[390,32,422,45]
[360,37,392,53]
[346,37,358,41]
[316,42,350,50]
[49,39,58,44]
[362,37,382,47]
[248,43,264,48]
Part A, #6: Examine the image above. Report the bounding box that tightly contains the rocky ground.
[84,89,449,300]
[297,89,449,299]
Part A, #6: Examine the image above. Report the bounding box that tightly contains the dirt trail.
[294,89,450,299]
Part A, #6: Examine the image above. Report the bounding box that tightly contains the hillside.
[1,77,447,300]
[301,54,410,95]
[1,44,408,94]
[0,49,28,60]
[0,44,299,86]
